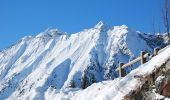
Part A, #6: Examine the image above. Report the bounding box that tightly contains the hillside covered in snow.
[0,21,169,100]
[46,44,170,100]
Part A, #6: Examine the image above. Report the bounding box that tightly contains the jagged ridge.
[0,21,167,100]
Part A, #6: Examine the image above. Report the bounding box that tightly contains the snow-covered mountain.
[49,44,170,100]
[0,21,167,100]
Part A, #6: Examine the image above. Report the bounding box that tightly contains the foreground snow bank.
[45,45,170,100]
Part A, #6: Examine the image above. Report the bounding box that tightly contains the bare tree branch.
[162,0,170,37]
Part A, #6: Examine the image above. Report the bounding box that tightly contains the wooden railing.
[116,48,160,77]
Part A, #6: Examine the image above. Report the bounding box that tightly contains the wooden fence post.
[119,62,125,77]
[154,48,159,56]
[141,51,146,64]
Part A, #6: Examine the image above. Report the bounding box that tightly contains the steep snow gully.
[0,21,168,100]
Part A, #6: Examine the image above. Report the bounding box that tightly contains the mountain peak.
[0,21,167,100]
[94,21,105,28]
[113,24,128,30]
[94,21,108,32]
[36,28,67,38]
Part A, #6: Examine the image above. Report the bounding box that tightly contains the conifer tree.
[90,74,96,84]
[69,80,75,88]
[81,74,89,89]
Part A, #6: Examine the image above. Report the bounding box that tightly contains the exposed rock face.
[160,61,170,97]
[162,83,170,97]
[124,59,170,100]
[155,75,166,94]
[155,72,170,97]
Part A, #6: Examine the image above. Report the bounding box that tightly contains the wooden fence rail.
[116,48,160,77]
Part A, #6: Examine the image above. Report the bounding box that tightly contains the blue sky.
[0,0,164,50]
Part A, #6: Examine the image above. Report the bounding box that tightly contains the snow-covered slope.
[0,21,167,100]
[48,44,170,100]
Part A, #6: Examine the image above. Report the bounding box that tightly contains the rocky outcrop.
[124,58,170,100]
[155,70,170,98]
